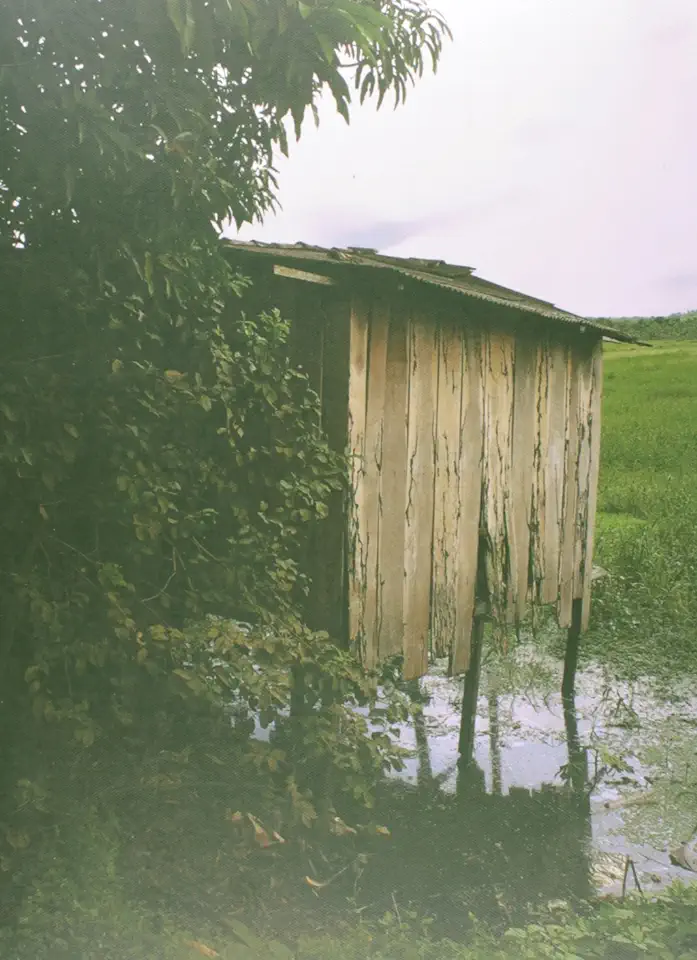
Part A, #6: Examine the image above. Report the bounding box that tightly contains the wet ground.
[384,647,697,908]
[218,639,697,940]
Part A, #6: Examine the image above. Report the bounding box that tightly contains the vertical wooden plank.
[509,336,537,621]
[558,344,580,628]
[452,327,483,675]
[432,322,463,659]
[457,611,485,761]
[313,296,351,643]
[482,330,515,625]
[572,341,594,600]
[294,286,325,405]
[362,303,389,668]
[531,339,550,602]
[347,298,370,661]
[377,309,409,660]
[281,281,303,371]
[403,316,437,680]
[581,340,603,630]
[541,341,569,605]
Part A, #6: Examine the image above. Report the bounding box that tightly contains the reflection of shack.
[352,770,593,936]
[226,242,640,750]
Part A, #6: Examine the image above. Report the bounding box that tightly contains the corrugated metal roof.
[224,240,641,344]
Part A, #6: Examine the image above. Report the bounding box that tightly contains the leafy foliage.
[293,885,697,958]
[595,311,697,341]
[0,0,449,948]
[0,0,449,735]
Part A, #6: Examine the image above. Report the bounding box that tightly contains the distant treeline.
[594,309,697,340]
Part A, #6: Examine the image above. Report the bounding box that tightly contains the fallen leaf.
[305,876,327,889]
[184,940,218,957]
[5,829,30,850]
[247,813,271,847]
[330,817,357,837]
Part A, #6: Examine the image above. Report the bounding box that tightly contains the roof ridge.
[223,239,640,344]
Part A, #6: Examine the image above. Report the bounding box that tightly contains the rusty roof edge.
[223,239,642,345]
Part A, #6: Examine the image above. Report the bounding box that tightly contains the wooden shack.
[225,240,637,682]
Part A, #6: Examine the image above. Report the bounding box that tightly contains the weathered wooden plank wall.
[232,260,606,682]
[340,293,603,679]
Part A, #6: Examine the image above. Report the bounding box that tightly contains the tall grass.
[583,341,697,680]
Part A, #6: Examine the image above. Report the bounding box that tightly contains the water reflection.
[367,660,697,928]
[343,687,594,937]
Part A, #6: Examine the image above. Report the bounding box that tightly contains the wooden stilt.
[455,758,486,801]
[563,691,587,796]
[488,686,502,795]
[562,597,583,704]
[457,612,485,764]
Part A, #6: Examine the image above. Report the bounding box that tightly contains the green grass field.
[585,340,697,679]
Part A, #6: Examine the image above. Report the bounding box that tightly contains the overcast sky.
[227,0,697,318]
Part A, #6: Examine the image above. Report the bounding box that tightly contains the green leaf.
[64,166,75,206]
[144,252,155,295]
[222,918,267,952]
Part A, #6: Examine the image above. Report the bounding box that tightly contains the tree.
[0,4,448,941]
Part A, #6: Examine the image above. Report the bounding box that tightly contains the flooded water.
[381,649,697,911]
[232,642,697,939]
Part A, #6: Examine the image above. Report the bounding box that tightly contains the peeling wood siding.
[531,341,550,603]
[402,317,437,680]
[581,341,603,630]
[362,303,389,668]
[557,346,580,628]
[542,342,569,605]
[482,332,515,626]
[377,312,409,659]
[509,337,537,621]
[347,299,370,662]
[452,328,484,674]
[432,322,464,659]
[572,339,596,605]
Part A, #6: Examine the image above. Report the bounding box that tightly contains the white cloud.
[228,0,697,317]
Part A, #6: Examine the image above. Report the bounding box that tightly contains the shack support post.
[561,597,583,704]
[457,610,485,764]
